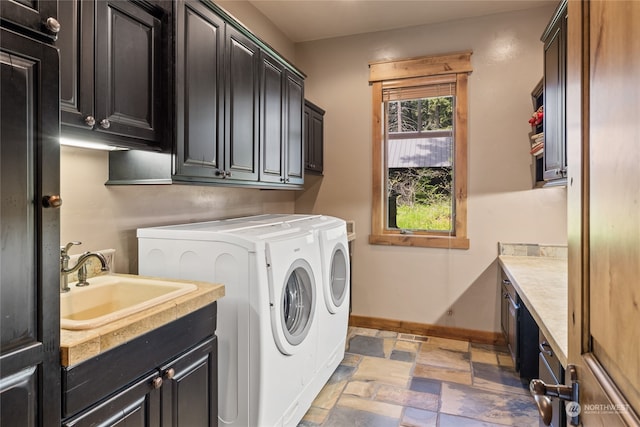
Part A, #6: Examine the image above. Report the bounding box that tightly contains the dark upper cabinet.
[541,0,567,182]
[0,27,61,427]
[174,0,224,179]
[0,0,59,40]
[58,0,167,149]
[304,100,325,175]
[260,51,287,184]
[110,0,305,188]
[285,72,305,185]
[225,25,260,182]
[259,52,305,185]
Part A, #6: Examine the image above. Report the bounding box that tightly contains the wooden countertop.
[60,274,225,367]
[498,255,568,368]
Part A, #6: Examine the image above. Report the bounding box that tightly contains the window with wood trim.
[369,51,472,249]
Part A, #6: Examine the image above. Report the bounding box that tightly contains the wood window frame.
[369,51,472,249]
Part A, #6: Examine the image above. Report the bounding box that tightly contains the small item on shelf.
[528,106,544,129]
[530,141,544,156]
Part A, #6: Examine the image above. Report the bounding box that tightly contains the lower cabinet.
[538,330,565,427]
[62,304,217,427]
[500,271,539,381]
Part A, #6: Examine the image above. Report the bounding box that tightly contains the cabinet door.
[174,0,225,180]
[62,372,161,427]
[285,71,304,185]
[225,26,259,181]
[542,6,567,181]
[95,0,163,145]
[58,0,95,130]
[161,338,217,427]
[0,28,60,427]
[260,51,285,184]
[0,0,58,40]
[305,102,324,175]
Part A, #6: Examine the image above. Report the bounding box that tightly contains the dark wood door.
[285,71,304,185]
[174,0,225,180]
[225,25,259,182]
[0,27,60,427]
[542,2,567,182]
[62,372,161,427]
[95,0,163,145]
[0,0,58,40]
[58,0,95,130]
[260,51,285,184]
[160,338,217,427]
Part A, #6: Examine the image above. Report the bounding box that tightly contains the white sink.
[60,275,197,330]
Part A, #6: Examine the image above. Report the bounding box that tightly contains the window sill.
[368,233,470,249]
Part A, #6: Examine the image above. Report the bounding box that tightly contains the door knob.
[44,17,61,34]
[84,115,96,127]
[99,118,111,129]
[42,195,63,208]
[529,365,579,426]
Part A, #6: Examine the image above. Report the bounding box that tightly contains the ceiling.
[247,0,557,43]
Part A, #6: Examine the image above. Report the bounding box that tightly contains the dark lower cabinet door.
[161,338,217,427]
[62,373,161,427]
[0,27,60,427]
[225,25,260,182]
[95,0,163,145]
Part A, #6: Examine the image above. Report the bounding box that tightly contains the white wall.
[60,1,296,273]
[294,5,566,333]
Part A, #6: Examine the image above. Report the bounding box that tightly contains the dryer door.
[266,242,317,355]
[327,242,349,312]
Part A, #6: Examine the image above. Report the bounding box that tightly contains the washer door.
[270,258,316,355]
[325,242,349,313]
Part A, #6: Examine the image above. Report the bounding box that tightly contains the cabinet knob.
[164,368,175,380]
[84,115,96,127]
[44,17,61,34]
[99,118,111,129]
[42,195,63,208]
[151,377,163,389]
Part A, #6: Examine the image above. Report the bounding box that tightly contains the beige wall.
[294,5,566,333]
[60,1,296,273]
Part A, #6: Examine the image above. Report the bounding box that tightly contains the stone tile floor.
[298,327,540,427]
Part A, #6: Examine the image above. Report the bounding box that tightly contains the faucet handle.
[61,241,82,254]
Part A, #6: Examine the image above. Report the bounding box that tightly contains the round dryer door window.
[330,247,348,306]
[282,262,315,346]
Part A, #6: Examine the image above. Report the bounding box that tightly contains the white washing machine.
[243,215,351,391]
[137,220,323,427]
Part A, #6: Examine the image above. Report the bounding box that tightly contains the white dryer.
[137,220,323,427]
[249,215,351,390]
[289,216,350,388]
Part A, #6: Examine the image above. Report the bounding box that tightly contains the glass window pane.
[385,95,455,233]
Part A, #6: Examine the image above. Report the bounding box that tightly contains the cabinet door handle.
[502,279,512,285]
[42,195,63,208]
[151,377,163,389]
[164,368,175,380]
[99,118,111,129]
[84,115,96,127]
[539,341,553,356]
[44,17,61,34]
